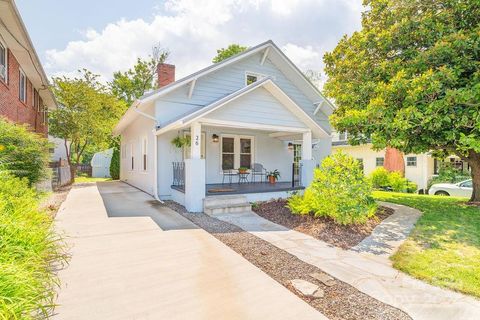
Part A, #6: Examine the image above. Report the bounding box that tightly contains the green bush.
[0,172,64,319]
[0,118,50,185]
[110,148,120,180]
[370,167,391,189]
[369,167,418,193]
[288,152,377,225]
[428,163,470,188]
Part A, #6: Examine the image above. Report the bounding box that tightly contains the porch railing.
[292,162,302,187]
[172,162,185,189]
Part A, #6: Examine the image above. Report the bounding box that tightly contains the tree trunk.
[467,151,480,203]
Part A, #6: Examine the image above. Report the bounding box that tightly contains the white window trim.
[0,38,7,83]
[406,156,417,167]
[129,142,135,172]
[19,68,26,103]
[220,134,255,172]
[375,157,384,167]
[141,136,148,172]
[244,71,268,86]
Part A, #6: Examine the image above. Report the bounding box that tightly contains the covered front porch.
[156,78,328,211]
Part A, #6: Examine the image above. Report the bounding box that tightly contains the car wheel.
[435,190,450,196]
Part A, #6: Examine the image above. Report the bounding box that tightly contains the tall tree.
[110,44,169,105]
[212,44,247,63]
[324,0,480,202]
[50,70,126,180]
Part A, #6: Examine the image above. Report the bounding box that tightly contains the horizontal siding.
[155,52,331,133]
[208,87,306,128]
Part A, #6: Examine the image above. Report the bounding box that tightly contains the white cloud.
[45,0,363,82]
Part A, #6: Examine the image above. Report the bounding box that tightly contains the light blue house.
[113,40,334,212]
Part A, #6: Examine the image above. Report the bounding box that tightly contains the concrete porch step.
[204,195,251,215]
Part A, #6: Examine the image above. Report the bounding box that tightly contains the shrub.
[110,147,120,180]
[370,167,391,189]
[288,152,377,225]
[0,118,50,185]
[369,168,418,193]
[0,172,64,318]
[428,163,470,188]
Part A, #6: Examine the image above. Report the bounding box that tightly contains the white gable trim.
[155,77,328,138]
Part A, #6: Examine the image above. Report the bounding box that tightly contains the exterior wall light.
[212,134,219,143]
[288,142,294,150]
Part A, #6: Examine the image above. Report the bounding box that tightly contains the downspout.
[133,104,164,203]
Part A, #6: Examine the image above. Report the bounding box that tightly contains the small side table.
[238,172,249,184]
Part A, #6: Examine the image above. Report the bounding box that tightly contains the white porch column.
[185,121,205,212]
[300,130,315,187]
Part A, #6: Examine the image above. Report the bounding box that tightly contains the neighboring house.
[0,0,57,136]
[49,135,69,162]
[331,132,468,191]
[114,40,335,212]
[91,148,113,178]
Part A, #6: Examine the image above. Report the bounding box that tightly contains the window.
[130,143,134,171]
[460,180,472,188]
[406,156,417,167]
[245,71,265,85]
[0,41,6,82]
[19,69,26,102]
[221,135,254,170]
[376,157,384,167]
[141,136,147,171]
[34,89,38,109]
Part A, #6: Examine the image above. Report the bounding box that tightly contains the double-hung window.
[141,136,148,171]
[19,69,26,102]
[376,157,384,167]
[221,135,254,170]
[406,156,417,167]
[130,143,135,171]
[0,41,6,82]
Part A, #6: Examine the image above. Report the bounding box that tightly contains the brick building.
[0,0,57,136]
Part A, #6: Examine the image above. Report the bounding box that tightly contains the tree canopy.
[324,0,480,201]
[49,70,126,178]
[110,44,169,105]
[212,44,247,63]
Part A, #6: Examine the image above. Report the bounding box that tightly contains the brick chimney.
[384,147,405,176]
[157,63,175,88]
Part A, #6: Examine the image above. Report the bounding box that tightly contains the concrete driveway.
[53,181,323,320]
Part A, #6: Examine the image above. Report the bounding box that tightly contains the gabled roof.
[114,40,335,135]
[155,77,329,138]
[0,0,57,109]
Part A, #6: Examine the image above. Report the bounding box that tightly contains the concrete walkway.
[53,182,324,320]
[213,209,480,320]
[352,201,421,257]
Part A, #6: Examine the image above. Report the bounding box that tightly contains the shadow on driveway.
[96,181,198,231]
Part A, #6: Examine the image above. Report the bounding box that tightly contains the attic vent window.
[245,71,266,86]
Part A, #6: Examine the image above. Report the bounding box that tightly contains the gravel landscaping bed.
[164,201,410,320]
[253,199,394,249]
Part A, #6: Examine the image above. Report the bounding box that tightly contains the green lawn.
[373,191,480,297]
[74,176,112,184]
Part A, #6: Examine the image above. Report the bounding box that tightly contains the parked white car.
[428,179,473,197]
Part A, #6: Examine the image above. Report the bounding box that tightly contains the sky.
[16,0,364,85]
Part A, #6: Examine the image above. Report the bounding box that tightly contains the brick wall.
[0,49,47,136]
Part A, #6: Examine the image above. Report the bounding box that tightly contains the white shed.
[91,148,113,178]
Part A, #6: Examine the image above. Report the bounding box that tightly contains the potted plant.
[266,169,280,184]
[238,166,249,174]
[171,136,191,148]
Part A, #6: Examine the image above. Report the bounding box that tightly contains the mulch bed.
[253,199,394,249]
[164,201,410,320]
